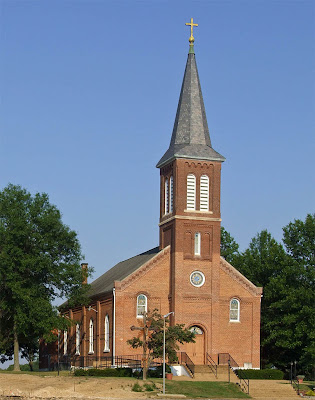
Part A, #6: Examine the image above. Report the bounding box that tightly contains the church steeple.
[157,23,225,168]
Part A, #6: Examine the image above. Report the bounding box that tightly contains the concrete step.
[249,380,300,399]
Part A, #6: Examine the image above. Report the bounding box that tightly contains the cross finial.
[185,18,198,45]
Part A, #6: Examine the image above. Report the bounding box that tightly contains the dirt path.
[0,374,154,399]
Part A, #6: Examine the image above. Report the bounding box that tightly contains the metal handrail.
[206,353,217,377]
[177,351,195,377]
[292,378,300,395]
[218,353,249,395]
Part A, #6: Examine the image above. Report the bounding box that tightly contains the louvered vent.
[200,174,209,211]
[187,174,196,210]
[164,178,169,214]
[169,176,173,213]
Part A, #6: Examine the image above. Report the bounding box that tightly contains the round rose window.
[190,271,205,287]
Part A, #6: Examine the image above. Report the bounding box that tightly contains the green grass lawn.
[165,380,250,398]
[293,380,315,394]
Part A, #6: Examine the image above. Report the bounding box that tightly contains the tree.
[235,222,315,377]
[282,214,315,378]
[220,226,240,264]
[127,309,195,380]
[0,184,91,370]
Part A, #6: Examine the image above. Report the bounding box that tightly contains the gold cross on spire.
[185,18,198,44]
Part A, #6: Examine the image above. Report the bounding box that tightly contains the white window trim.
[63,330,68,355]
[136,294,147,318]
[104,314,110,353]
[75,324,80,355]
[194,232,201,256]
[230,298,240,322]
[88,318,94,354]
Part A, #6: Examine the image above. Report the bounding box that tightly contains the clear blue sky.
[1,1,314,294]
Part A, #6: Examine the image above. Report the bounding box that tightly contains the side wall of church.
[114,247,171,357]
[218,267,261,368]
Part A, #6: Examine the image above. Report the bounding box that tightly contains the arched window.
[200,174,209,211]
[104,315,110,352]
[187,174,196,210]
[63,330,68,355]
[194,232,201,255]
[164,178,169,214]
[169,176,173,213]
[230,298,240,322]
[75,324,80,355]
[137,294,147,317]
[89,318,94,353]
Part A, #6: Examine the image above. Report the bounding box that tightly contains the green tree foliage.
[220,227,240,264]
[233,216,314,377]
[0,184,92,370]
[127,309,195,380]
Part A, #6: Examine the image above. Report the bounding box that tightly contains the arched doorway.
[186,325,205,364]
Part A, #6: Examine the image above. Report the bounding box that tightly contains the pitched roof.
[157,49,225,168]
[88,247,161,297]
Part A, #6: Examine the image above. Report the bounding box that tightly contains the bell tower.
[156,20,225,352]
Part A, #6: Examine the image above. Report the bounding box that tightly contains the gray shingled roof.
[157,51,225,168]
[88,247,161,298]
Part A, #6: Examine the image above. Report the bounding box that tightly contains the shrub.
[143,382,156,391]
[306,390,315,396]
[74,369,88,376]
[235,368,284,380]
[147,364,171,378]
[132,382,143,392]
[73,367,132,377]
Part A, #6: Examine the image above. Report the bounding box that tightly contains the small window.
[187,174,196,210]
[164,178,169,214]
[230,298,240,322]
[89,318,94,353]
[104,315,110,352]
[63,330,68,355]
[137,294,147,317]
[194,232,201,255]
[169,176,173,213]
[75,324,80,355]
[200,175,209,211]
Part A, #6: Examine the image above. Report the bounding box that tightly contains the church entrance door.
[186,326,205,364]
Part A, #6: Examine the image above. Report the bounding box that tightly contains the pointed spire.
[157,26,225,168]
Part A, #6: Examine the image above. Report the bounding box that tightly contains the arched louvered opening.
[169,176,173,213]
[200,174,209,211]
[187,174,196,210]
[164,178,169,215]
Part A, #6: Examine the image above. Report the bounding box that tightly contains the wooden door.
[186,326,205,364]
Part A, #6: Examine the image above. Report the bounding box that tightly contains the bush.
[73,367,132,377]
[147,364,171,378]
[143,382,156,391]
[235,368,284,380]
[132,382,143,392]
[305,390,315,396]
[74,369,88,376]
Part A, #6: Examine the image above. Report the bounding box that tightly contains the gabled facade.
[40,28,262,371]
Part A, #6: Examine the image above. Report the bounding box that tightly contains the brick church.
[40,22,262,371]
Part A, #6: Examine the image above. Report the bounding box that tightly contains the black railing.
[177,352,195,377]
[206,353,217,378]
[218,353,249,395]
[40,353,164,371]
[291,378,300,396]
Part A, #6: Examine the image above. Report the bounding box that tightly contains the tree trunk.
[13,322,20,371]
